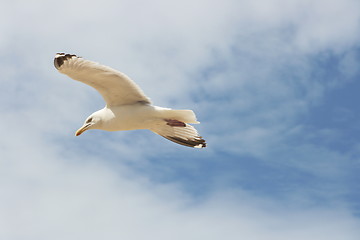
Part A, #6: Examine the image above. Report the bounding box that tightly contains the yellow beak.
[75,123,91,136]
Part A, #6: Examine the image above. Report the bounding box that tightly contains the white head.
[75,112,103,136]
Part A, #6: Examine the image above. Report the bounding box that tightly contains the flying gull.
[54,53,206,148]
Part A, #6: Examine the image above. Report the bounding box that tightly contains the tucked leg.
[164,119,186,127]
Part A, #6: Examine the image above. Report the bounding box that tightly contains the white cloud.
[1,0,359,173]
[1,0,360,239]
[1,134,360,240]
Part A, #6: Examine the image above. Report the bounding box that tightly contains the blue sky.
[1,0,360,239]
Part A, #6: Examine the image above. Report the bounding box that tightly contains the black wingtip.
[54,53,77,70]
[165,136,207,148]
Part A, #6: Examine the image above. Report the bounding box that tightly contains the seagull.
[54,53,206,148]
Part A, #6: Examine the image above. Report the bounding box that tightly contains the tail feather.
[156,108,200,124]
[171,110,200,124]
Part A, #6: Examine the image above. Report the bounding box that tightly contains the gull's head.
[75,114,102,136]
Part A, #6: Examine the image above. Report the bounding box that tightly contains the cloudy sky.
[1,0,360,239]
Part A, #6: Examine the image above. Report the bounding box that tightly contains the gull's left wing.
[54,53,151,106]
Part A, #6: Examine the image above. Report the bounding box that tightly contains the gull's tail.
[150,109,206,148]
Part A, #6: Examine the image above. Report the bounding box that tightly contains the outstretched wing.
[54,53,151,106]
[151,120,206,148]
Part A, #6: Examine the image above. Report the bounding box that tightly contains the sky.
[1,0,360,239]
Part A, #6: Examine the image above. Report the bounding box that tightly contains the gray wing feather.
[151,122,206,148]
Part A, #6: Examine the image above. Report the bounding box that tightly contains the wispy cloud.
[1,138,360,239]
[1,0,360,239]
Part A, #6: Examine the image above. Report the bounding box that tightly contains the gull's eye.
[86,117,93,124]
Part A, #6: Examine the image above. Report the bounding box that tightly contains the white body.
[94,104,158,131]
[94,104,198,131]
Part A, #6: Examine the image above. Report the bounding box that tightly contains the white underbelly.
[102,104,160,131]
